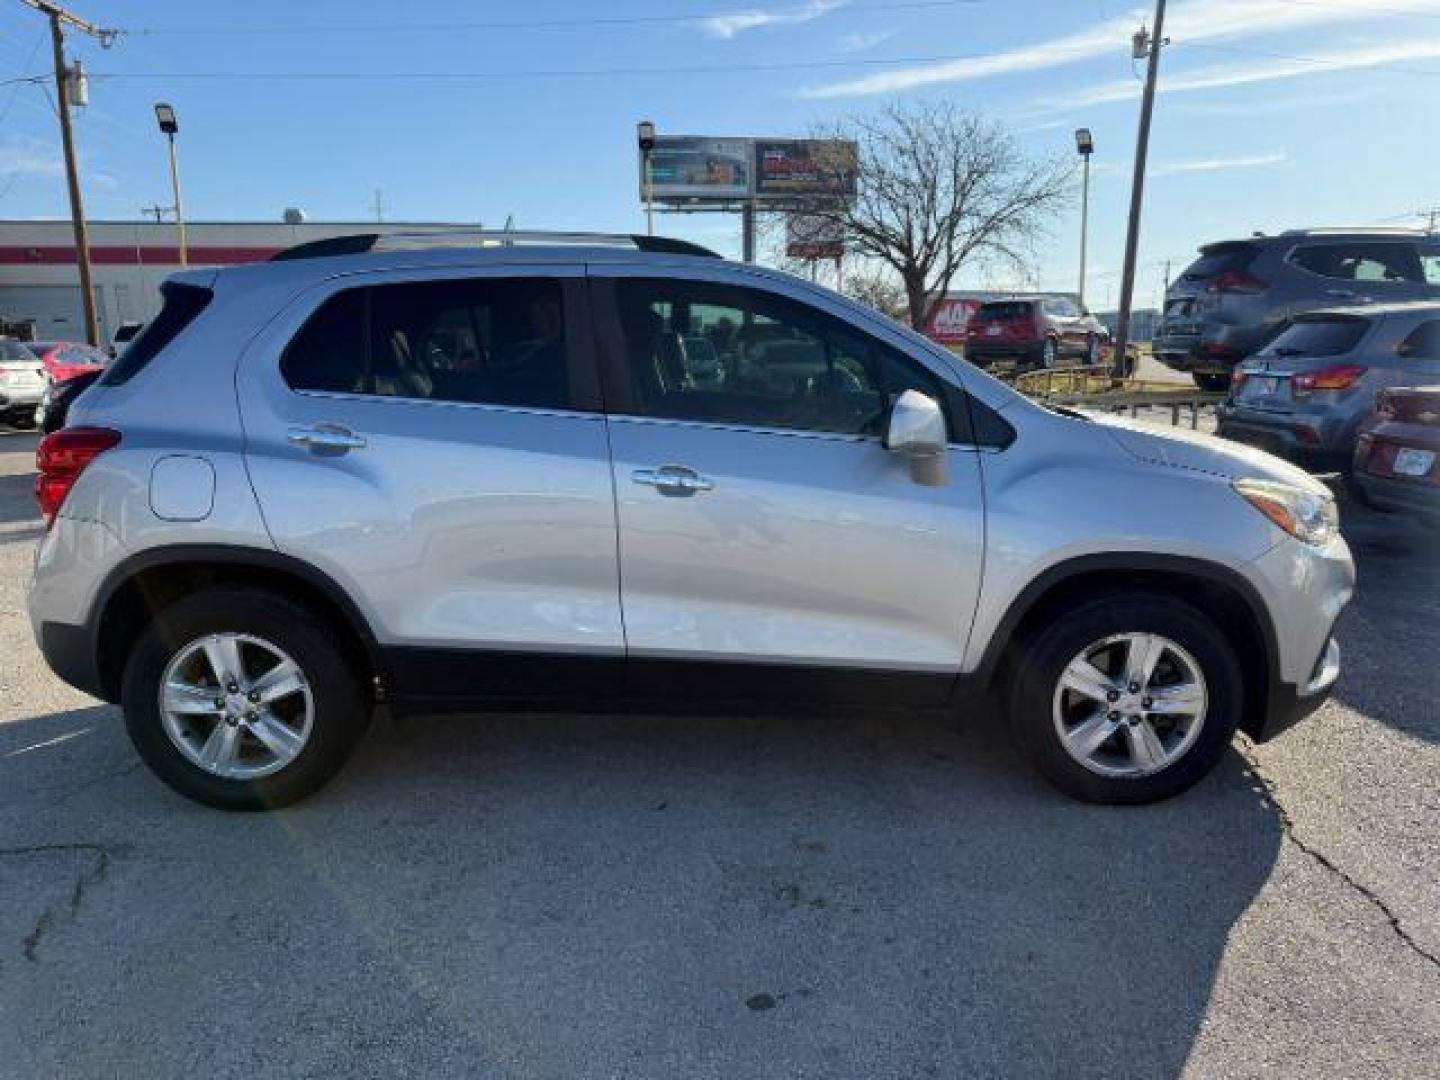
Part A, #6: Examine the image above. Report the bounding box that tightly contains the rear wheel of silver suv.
[1008,593,1243,804]
[121,587,370,810]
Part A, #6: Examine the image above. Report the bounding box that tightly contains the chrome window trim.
[289,388,605,423]
[603,409,984,450]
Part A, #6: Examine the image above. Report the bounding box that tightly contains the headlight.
[1233,478,1339,547]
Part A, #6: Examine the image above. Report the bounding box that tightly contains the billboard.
[643,137,751,201]
[786,214,845,259]
[755,140,858,199]
[641,137,858,203]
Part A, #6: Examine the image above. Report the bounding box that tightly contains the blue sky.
[2,0,1437,308]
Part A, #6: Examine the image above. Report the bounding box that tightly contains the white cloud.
[1151,152,1287,176]
[801,0,1439,97]
[0,138,63,180]
[839,29,898,53]
[704,0,847,39]
[1051,38,1440,110]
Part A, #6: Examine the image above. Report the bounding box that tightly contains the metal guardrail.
[1004,363,1225,430]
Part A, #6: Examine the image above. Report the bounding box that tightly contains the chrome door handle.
[632,465,714,496]
[287,425,366,452]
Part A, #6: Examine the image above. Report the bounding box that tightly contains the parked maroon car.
[1352,385,1440,520]
[963,297,1111,370]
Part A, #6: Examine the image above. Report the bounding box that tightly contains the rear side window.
[1181,244,1255,281]
[974,301,1033,320]
[1287,243,1424,284]
[282,277,573,411]
[102,283,212,386]
[1262,317,1369,358]
[1397,320,1440,360]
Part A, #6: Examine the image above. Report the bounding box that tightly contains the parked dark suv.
[1155,229,1440,391]
[964,296,1110,370]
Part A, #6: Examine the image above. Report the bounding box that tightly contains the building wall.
[0,219,472,341]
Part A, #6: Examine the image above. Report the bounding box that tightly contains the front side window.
[282,277,571,410]
[614,278,951,437]
[1288,243,1424,284]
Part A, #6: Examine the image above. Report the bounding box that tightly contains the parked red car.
[24,340,108,384]
[1352,385,1440,521]
[963,297,1112,371]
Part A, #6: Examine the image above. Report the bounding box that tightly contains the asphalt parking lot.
[0,426,1436,1079]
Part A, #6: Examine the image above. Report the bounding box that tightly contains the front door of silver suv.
[589,264,986,705]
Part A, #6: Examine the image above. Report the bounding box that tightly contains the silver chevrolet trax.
[28,232,1355,810]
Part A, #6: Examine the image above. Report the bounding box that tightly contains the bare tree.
[815,101,1073,331]
[840,268,907,322]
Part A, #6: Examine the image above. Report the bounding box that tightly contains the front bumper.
[1257,636,1341,740]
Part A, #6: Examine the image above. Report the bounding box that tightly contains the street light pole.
[1112,0,1167,378]
[1074,128,1094,310]
[155,104,187,267]
[637,120,656,236]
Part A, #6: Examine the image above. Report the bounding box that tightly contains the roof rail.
[268,230,719,262]
[1277,226,1429,238]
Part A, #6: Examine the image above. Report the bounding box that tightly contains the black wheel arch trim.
[85,544,388,699]
[971,551,1284,735]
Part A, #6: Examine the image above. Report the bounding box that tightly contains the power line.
[1266,0,1440,20]
[1182,40,1440,78]
[119,0,988,37]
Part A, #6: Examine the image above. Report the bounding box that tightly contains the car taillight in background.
[1231,367,1249,391]
[1206,270,1268,295]
[35,427,121,526]
[1292,365,1366,395]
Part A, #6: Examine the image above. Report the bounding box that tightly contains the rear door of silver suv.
[235,263,624,704]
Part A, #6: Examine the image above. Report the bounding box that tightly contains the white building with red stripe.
[0,219,469,342]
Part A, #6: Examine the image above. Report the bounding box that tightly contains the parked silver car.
[1218,302,1440,471]
[1156,229,1440,391]
[28,232,1354,809]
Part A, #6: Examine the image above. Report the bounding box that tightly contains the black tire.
[121,586,371,810]
[1007,593,1244,804]
[1192,372,1230,393]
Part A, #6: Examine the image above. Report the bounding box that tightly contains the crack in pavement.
[1,842,125,963]
[1238,742,1440,973]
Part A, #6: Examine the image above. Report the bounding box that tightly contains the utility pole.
[22,1,118,346]
[371,188,386,223]
[741,201,756,263]
[1421,207,1440,232]
[1111,0,1167,379]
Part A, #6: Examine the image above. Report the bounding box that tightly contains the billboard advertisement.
[642,137,751,201]
[786,214,845,259]
[754,140,858,199]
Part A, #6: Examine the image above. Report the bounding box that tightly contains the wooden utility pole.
[1111,0,1167,378]
[22,0,118,346]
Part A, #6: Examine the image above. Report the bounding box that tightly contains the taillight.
[35,427,121,526]
[1292,365,1366,395]
[1206,270,1268,295]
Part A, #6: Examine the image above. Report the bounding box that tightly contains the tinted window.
[974,301,1034,320]
[615,279,952,437]
[0,341,34,362]
[1181,244,1255,281]
[1397,320,1440,360]
[1288,243,1424,284]
[103,283,212,386]
[1420,244,1440,286]
[283,278,572,410]
[1262,317,1369,358]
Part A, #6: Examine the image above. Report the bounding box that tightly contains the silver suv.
[28,232,1355,809]
[1156,228,1440,391]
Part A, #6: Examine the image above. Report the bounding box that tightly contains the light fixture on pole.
[154,102,188,267]
[637,120,656,236]
[1074,127,1094,311]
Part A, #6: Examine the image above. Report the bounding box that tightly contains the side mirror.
[884,389,949,486]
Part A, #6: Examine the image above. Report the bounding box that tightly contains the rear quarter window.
[1181,244,1256,281]
[1397,320,1440,360]
[102,283,213,386]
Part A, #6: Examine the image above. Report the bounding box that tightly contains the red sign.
[926,298,980,345]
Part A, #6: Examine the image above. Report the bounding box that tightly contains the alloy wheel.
[1051,632,1208,778]
[158,633,314,780]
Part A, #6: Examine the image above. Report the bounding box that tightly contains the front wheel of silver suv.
[1007,593,1243,804]
[121,587,371,810]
